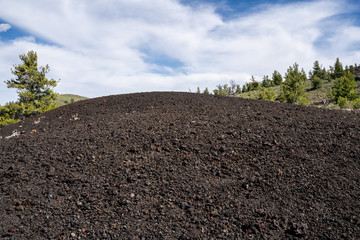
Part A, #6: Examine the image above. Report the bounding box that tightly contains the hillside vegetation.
[0,51,87,127]
[55,94,88,106]
[199,59,360,110]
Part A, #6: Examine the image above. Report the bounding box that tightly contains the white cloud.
[0,0,359,104]
[0,23,11,32]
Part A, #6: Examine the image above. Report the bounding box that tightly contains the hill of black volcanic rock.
[1,92,360,239]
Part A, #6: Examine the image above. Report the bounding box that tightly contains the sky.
[0,0,360,104]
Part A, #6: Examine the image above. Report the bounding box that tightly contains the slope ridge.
[1,92,359,239]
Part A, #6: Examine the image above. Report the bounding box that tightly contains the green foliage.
[311,76,324,90]
[297,97,310,106]
[279,63,308,104]
[1,51,59,127]
[309,61,326,90]
[332,71,357,102]
[245,76,260,91]
[272,70,283,85]
[0,103,23,127]
[333,57,345,80]
[5,51,58,112]
[310,60,326,79]
[55,94,87,106]
[352,98,360,110]
[241,85,247,93]
[213,84,229,96]
[203,87,210,95]
[213,80,239,96]
[196,87,201,94]
[257,85,277,101]
[338,96,352,109]
[261,75,273,87]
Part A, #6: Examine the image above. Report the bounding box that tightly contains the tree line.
[197,58,360,109]
[1,51,359,127]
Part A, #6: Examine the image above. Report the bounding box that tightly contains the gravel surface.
[1,92,359,239]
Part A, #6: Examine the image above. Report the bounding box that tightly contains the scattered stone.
[0,92,359,239]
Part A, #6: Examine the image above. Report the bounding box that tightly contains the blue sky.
[0,0,360,104]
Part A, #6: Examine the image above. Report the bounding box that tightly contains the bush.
[0,104,22,127]
[338,97,352,109]
[257,86,277,101]
[352,98,360,110]
[311,76,324,90]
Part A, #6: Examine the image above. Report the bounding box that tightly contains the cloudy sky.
[0,0,359,104]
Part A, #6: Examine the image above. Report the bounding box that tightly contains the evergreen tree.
[241,84,247,93]
[310,60,326,79]
[196,87,201,94]
[332,71,358,103]
[3,51,58,121]
[246,76,259,91]
[333,57,345,79]
[261,75,272,87]
[272,70,283,85]
[203,87,210,95]
[279,63,308,104]
[309,60,325,89]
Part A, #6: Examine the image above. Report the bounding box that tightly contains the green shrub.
[257,86,277,101]
[352,98,360,110]
[0,104,22,127]
[311,76,324,90]
[338,97,352,109]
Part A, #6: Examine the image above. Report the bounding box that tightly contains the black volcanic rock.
[1,92,359,239]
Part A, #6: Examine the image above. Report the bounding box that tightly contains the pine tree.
[272,70,283,85]
[5,51,58,116]
[247,76,259,91]
[279,63,308,104]
[241,85,247,93]
[332,71,358,103]
[333,57,345,79]
[309,60,325,89]
[261,75,272,87]
[203,87,210,95]
[310,60,326,79]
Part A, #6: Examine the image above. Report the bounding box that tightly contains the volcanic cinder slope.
[1,92,359,239]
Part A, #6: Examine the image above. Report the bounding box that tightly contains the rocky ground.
[0,92,359,239]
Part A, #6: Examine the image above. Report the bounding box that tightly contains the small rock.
[288,222,308,236]
[48,167,56,176]
[15,205,24,211]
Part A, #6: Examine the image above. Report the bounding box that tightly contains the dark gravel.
[1,92,359,239]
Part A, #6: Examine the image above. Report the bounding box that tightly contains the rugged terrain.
[1,92,359,239]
